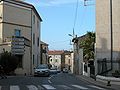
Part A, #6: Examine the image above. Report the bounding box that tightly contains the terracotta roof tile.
[48,50,64,55]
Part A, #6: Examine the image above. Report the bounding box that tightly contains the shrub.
[0,51,19,74]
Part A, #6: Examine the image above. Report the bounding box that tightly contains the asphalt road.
[0,73,108,90]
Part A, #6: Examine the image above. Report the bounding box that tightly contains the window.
[33,33,35,45]
[55,59,57,62]
[50,59,52,62]
[37,20,39,29]
[33,15,35,24]
[37,54,38,66]
[68,59,70,64]
[15,29,21,36]
[37,37,39,47]
[33,54,34,65]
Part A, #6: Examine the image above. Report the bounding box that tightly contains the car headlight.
[45,70,49,72]
[34,70,38,73]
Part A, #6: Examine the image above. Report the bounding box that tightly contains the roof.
[1,0,42,21]
[40,41,48,46]
[72,34,87,43]
[48,50,64,55]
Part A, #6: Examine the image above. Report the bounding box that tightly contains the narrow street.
[0,73,108,90]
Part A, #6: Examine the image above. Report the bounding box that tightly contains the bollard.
[107,80,111,86]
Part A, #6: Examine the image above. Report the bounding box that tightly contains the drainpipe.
[30,9,32,75]
[110,0,113,70]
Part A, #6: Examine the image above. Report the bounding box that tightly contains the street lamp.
[68,34,73,37]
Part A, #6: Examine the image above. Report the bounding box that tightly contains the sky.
[25,0,95,50]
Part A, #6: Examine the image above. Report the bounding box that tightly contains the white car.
[63,68,68,73]
[34,64,50,77]
[50,67,58,74]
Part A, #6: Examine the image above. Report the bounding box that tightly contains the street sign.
[11,37,25,55]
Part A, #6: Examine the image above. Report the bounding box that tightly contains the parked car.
[57,69,61,73]
[34,64,50,77]
[49,67,58,74]
[63,68,68,73]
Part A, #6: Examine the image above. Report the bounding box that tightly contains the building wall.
[15,46,31,75]
[0,0,41,75]
[3,24,31,41]
[70,52,74,73]
[3,1,31,26]
[49,55,62,70]
[96,0,120,74]
[2,2,32,75]
[41,54,47,64]
[0,2,3,43]
[96,0,111,60]
[64,54,73,72]
[31,10,41,73]
[41,42,49,64]
[0,24,3,43]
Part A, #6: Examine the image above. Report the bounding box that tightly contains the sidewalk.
[76,75,120,90]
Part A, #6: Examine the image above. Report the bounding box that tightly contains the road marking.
[72,85,88,89]
[88,85,105,90]
[48,75,55,84]
[27,85,38,90]
[38,85,44,90]
[48,80,52,84]
[10,85,20,90]
[0,86,1,90]
[57,85,72,89]
[48,75,54,80]
[42,85,56,89]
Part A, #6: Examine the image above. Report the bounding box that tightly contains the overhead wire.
[73,0,79,36]
[78,0,95,35]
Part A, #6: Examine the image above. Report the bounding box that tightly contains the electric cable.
[73,0,79,36]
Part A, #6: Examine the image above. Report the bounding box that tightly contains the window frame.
[14,29,21,37]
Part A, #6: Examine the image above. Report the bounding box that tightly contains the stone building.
[0,0,42,75]
[95,0,120,75]
[40,41,49,64]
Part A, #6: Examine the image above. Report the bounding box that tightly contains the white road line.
[48,75,54,80]
[48,75,55,84]
[48,80,52,83]
[27,85,38,90]
[57,85,72,89]
[42,85,56,89]
[72,85,88,89]
[0,86,2,90]
[10,85,20,90]
[48,77,51,80]
[38,85,44,90]
[88,85,105,90]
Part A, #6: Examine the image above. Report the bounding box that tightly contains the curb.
[75,75,116,90]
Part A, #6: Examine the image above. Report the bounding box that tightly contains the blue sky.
[25,0,95,50]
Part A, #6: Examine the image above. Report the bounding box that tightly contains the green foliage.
[79,31,95,61]
[0,51,19,74]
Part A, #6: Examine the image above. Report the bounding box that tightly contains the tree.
[79,31,95,61]
[0,51,19,74]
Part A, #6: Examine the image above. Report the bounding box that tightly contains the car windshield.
[36,65,48,69]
